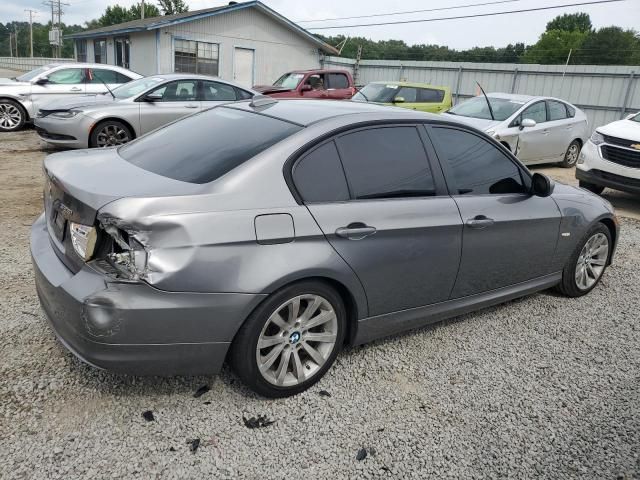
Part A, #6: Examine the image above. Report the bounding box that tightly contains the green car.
[352,81,452,113]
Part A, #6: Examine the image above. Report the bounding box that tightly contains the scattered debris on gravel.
[242,415,276,429]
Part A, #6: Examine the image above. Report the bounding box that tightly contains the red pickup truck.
[253,69,356,100]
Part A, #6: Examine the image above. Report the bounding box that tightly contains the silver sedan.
[0,63,140,132]
[34,74,256,148]
[440,93,589,167]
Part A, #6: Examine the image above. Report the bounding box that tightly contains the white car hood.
[597,119,640,141]
[0,78,29,87]
[440,113,502,131]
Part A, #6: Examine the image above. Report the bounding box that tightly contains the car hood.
[253,85,293,94]
[40,94,118,112]
[0,78,29,87]
[596,119,640,141]
[439,113,502,131]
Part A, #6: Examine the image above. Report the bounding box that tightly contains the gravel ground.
[0,129,639,479]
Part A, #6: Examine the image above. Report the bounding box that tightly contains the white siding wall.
[155,8,321,84]
[130,31,158,75]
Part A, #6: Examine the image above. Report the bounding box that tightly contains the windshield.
[352,84,401,103]
[112,77,165,99]
[16,65,53,82]
[119,107,302,184]
[273,72,304,89]
[447,96,524,121]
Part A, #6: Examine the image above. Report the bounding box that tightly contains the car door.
[545,100,574,161]
[199,80,238,110]
[428,125,561,299]
[510,101,556,164]
[394,86,418,110]
[326,72,352,99]
[31,67,86,111]
[415,87,448,113]
[293,125,463,316]
[86,68,134,95]
[138,79,200,134]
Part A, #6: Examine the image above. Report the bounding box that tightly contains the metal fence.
[324,56,639,131]
[0,57,75,72]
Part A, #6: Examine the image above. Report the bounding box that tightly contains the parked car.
[253,69,355,99]
[31,99,618,397]
[576,112,640,195]
[352,81,452,113]
[440,93,589,167]
[34,74,255,148]
[0,63,141,132]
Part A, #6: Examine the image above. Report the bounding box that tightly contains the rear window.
[119,107,302,184]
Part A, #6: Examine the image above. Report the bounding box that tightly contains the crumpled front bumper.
[30,213,265,376]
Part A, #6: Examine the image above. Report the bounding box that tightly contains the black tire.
[579,180,605,195]
[557,223,611,298]
[229,280,346,398]
[0,99,27,132]
[89,120,133,148]
[559,139,581,168]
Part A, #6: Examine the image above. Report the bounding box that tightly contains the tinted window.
[47,68,84,84]
[521,102,547,124]
[88,69,131,84]
[150,80,197,101]
[335,127,435,199]
[548,100,568,121]
[328,73,349,89]
[119,107,301,184]
[201,81,236,101]
[418,88,445,103]
[293,141,349,203]
[235,88,253,100]
[432,127,526,195]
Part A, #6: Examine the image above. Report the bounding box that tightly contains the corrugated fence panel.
[0,57,75,71]
[323,56,639,130]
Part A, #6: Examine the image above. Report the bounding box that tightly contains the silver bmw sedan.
[34,74,256,148]
[31,98,617,397]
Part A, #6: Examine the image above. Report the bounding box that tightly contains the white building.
[65,1,338,87]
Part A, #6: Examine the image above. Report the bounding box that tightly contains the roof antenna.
[476,81,495,121]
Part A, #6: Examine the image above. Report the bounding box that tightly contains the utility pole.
[141,0,145,19]
[9,33,12,58]
[25,9,38,58]
[43,0,69,58]
[14,25,19,57]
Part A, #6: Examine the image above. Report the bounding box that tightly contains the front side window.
[548,100,568,121]
[76,40,87,62]
[396,87,418,103]
[46,68,84,84]
[94,39,107,63]
[174,39,219,76]
[201,80,237,101]
[432,127,526,195]
[418,88,445,103]
[119,107,302,184]
[304,74,327,91]
[293,141,350,203]
[335,126,435,199]
[149,80,198,102]
[520,101,547,124]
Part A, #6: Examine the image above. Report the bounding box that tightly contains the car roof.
[225,99,440,126]
[139,73,257,92]
[288,69,350,74]
[45,62,132,70]
[485,92,540,102]
[369,81,449,90]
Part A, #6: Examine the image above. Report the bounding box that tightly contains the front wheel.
[560,140,581,168]
[557,223,611,297]
[229,281,346,398]
[0,100,26,132]
[89,120,133,148]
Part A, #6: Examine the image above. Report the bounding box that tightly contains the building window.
[94,39,107,64]
[76,40,87,62]
[174,39,219,76]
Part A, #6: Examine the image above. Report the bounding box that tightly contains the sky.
[1,0,639,50]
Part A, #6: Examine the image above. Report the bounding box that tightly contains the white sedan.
[0,63,141,132]
[441,93,589,167]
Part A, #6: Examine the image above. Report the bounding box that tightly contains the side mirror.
[520,118,536,130]
[300,84,312,92]
[35,76,49,85]
[143,92,163,102]
[393,96,406,104]
[531,173,554,197]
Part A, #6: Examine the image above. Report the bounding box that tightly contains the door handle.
[466,215,495,229]
[542,129,550,135]
[185,104,198,109]
[335,223,377,240]
[70,87,82,92]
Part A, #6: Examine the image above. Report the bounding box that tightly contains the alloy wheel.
[256,294,338,387]
[0,103,22,130]
[575,232,609,290]
[565,143,580,165]
[95,124,131,147]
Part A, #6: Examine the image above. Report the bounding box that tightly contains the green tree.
[580,26,640,64]
[158,0,189,15]
[546,13,592,33]
[85,3,161,29]
[130,2,161,19]
[524,29,587,64]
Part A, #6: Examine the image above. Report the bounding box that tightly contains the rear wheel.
[579,180,605,195]
[560,140,581,168]
[557,223,611,297]
[230,281,346,398]
[90,120,133,148]
[0,99,26,132]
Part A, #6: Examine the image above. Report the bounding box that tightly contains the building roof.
[65,1,339,55]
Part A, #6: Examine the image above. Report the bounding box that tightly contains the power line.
[306,0,628,30]
[296,0,527,23]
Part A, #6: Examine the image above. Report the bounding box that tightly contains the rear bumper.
[30,214,265,376]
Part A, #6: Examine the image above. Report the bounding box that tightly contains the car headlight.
[50,110,81,119]
[70,222,97,261]
[590,131,605,145]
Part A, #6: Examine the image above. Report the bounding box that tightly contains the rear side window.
[235,88,253,100]
[566,104,576,118]
[201,80,236,101]
[418,88,445,103]
[119,108,301,184]
[548,100,568,121]
[335,126,435,199]
[328,73,349,89]
[293,141,349,203]
[88,69,131,84]
[432,127,526,195]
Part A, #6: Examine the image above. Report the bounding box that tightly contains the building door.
[114,37,130,69]
[233,48,254,87]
